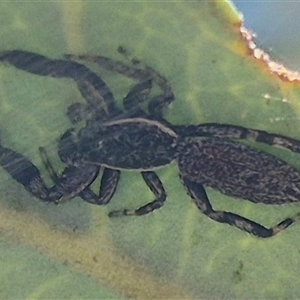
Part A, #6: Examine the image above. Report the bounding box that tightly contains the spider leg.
[57,167,120,206]
[88,168,121,205]
[122,79,153,114]
[120,76,175,120]
[0,143,51,201]
[64,52,155,115]
[181,175,298,238]
[177,123,300,153]
[40,145,121,205]
[109,171,166,217]
[0,141,99,203]
[147,79,174,117]
[39,147,59,182]
[0,50,118,116]
[66,100,116,124]
[65,52,153,82]
[65,47,175,117]
[117,46,175,116]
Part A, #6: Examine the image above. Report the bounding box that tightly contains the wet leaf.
[0,1,300,299]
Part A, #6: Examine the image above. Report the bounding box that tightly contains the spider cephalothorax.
[1,49,300,238]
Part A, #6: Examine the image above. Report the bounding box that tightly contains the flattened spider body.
[179,139,300,204]
[1,49,300,238]
[77,118,179,171]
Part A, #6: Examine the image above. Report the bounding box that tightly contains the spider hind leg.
[181,175,298,238]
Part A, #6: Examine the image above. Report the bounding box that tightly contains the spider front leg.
[0,50,118,115]
[0,142,99,203]
[117,46,175,116]
[180,175,298,238]
[121,79,153,115]
[109,171,167,217]
[65,47,175,117]
[120,74,173,117]
[0,144,51,202]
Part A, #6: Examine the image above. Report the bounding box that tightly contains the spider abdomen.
[178,139,300,204]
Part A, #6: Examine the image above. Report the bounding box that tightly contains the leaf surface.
[0,1,300,299]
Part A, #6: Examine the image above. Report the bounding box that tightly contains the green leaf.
[0,237,122,299]
[1,1,300,299]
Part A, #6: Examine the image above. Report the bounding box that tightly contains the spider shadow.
[0,173,94,234]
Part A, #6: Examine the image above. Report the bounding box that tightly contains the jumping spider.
[1,49,300,238]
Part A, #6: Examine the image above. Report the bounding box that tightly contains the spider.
[1,49,300,238]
